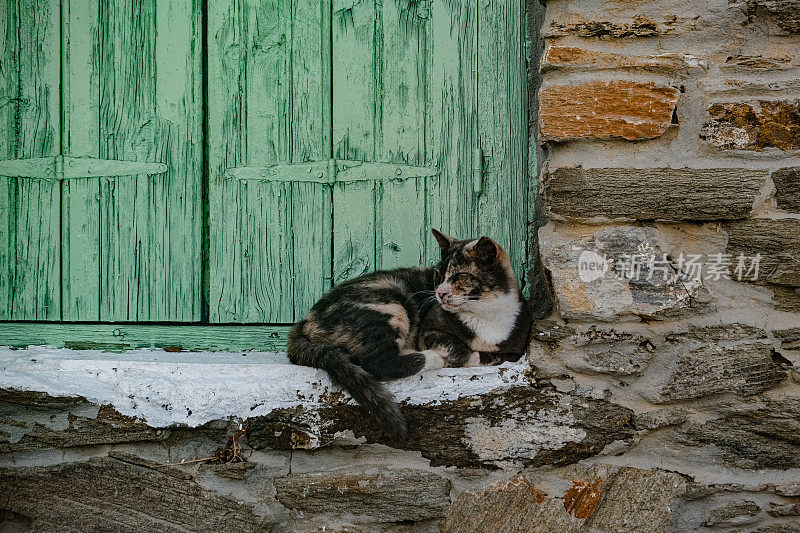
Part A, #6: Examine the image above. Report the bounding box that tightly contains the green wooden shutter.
[62,0,203,321]
[0,0,62,320]
[208,0,528,324]
[331,0,478,279]
[208,0,332,323]
[1,0,203,322]
[332,0,528,286]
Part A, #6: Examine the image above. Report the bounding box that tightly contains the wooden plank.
[477,0,528,283]
[331,0,378,282]
[0,0,62,320]
[62,0,101,320]
[291,0,331,319]
[0,323,290,352]
[0,0,13,320]
[209,0,325,322]
[292,182,331,317]
[332,0,376,161]
[379,178,427,270]
[427,0,477,250]
[95,0,202,321]
[333,180,376,283]
[376,0,429,270]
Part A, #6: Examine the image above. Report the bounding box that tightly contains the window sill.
[0,346,530,428]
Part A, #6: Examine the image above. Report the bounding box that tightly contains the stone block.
[771,285,800,312]
[658,344,785,401]
[0,389,167,453]
[775,327,800,350]
[704,500,762,527]
[683,398,800,469]
[546,15,662,38]
[665,323,769,343]
[440,464,686,533]
[772,168,800,212]
[274,468,451,522]
[701,101,800,150]
[542,45,701,74]
[0,456,269,531]
[725,219,800,286]
[768,503,800,517]
[566,347,653,377]
[632,408,689,430]
[540,81,679,141]
[248,386,633,469]
[538,224,713,321]
[544,168,764,221]
[750,0,800,32]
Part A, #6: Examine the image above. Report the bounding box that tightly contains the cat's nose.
[436,289,448,300]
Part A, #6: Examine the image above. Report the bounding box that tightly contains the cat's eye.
[451,272,472,283]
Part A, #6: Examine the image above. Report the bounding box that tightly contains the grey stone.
[544,167,764,221]
[775,327,800,350]
[752,525,800,533]
[774,482,800,497]
[0,456,269,532]
[684,398,800,469]
[632,408,689,430]
[751,0,800,33]
[659,344,786,401]
[539,224,714,321]
[725,219,800,287]
[531,320,576,345]
[666,323,769,343]
[704,500,761,527]
[248,386,634,469]
[440,464,685,533]
[768,503,800,516]
[773,168,800,212]
[0,388,168,452]
[567,347,653,376]
[771,285,800,312]
[274,468,451,522]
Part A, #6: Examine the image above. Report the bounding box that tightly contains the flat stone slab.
[539,81,679,141]
[440,464,686,533]
[248,386,634,468]
[543,167,764,221]
[274,468,451,522]
[0,456,270,532]
[0,346,530,428]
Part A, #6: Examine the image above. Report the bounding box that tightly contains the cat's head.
[431,229,518,313]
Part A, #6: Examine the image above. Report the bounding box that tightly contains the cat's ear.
[474,236,499,264]
[431,228,455,257]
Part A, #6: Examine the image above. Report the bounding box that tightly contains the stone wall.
[530,0,800,531]
[2,0,800,531]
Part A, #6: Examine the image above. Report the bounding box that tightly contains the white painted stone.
[0,346,531,429]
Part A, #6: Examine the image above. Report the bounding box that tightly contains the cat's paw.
[421,350,446,371]
[464,351,481,367]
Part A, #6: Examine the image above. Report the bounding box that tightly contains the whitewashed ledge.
[0,346,531,428]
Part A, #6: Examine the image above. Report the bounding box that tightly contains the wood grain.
[0,322,290,351]
[60,0,203,322]
[332,0,497,282]
[209,0,329,322]
[0,0,61,320]
[61,0,101,320]
[478,0,528,284]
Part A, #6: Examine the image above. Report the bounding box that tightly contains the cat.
[287,229,532,441]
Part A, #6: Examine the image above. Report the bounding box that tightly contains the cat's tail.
[287,330,407,442]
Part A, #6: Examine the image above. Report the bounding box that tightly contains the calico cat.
[287,229,531,441]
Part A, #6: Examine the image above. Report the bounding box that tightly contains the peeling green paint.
[1,0,532,345]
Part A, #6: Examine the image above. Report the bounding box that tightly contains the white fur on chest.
[457,291,521,347]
